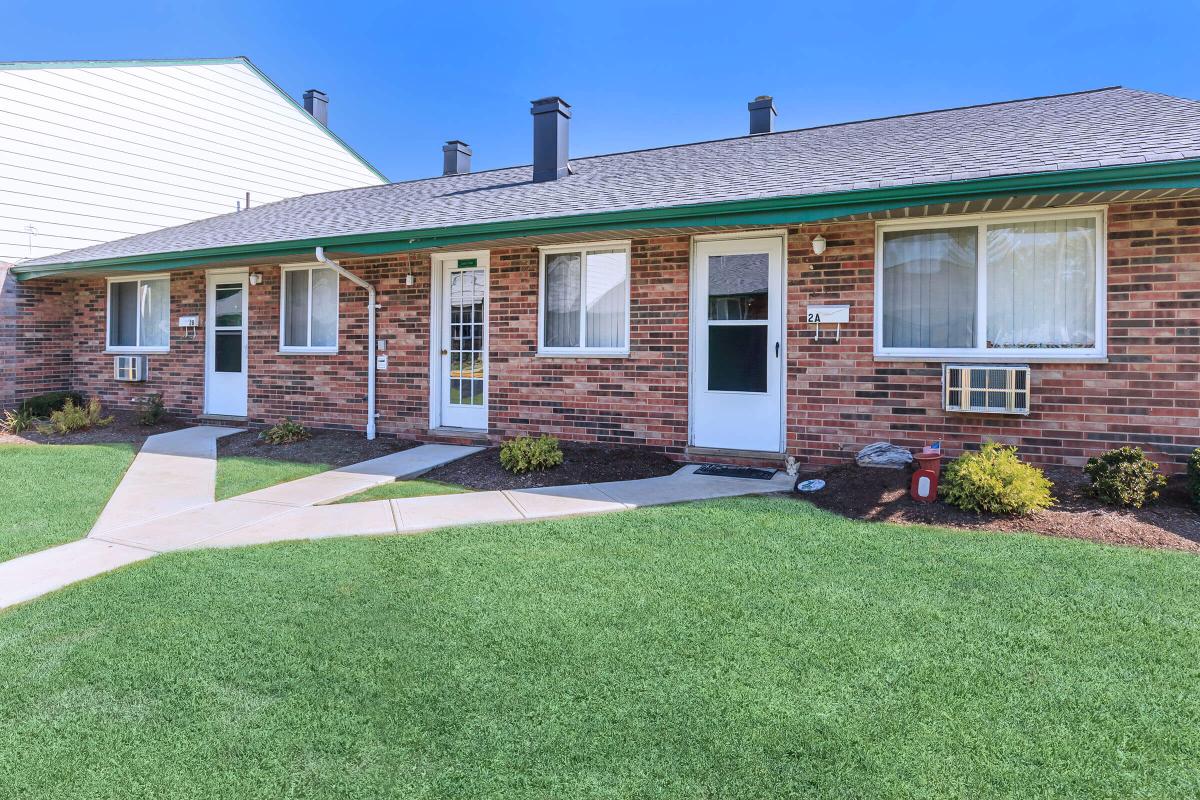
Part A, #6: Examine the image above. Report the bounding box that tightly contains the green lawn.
[1,496,1197,798]
[0,443,136,562]
[331,478,471,504]
[214,456,330,500]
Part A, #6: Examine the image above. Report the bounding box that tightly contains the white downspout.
[314,246,376,440]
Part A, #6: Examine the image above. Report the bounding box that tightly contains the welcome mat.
[694,465,778,480]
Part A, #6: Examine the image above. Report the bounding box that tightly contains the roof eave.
[14,157,1200,281]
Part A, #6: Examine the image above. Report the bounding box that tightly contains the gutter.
[13,157,1200,280]
[314,246,377,440]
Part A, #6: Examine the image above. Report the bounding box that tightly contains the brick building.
[4,89,1198,470]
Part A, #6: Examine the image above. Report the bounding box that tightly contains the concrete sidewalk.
[0,436,483,611]
[1,448,790,610]
[90,425,242,535]
[190,465,795,549]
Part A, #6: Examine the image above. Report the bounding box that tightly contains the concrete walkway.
[0,433,482,610]
[1,437,791,610]
[91,425,242,535]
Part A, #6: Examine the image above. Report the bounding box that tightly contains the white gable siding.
[0,59,385,262]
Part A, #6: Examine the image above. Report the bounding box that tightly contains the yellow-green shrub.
[940,442,1054,515]
[499,435,564,474]
[259,418,311,445]
[40,398,113,435]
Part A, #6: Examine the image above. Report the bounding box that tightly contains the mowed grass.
[0,443,136,562]
[214,456,330,500]
[331,478,471,504]
[2,497,1198,799]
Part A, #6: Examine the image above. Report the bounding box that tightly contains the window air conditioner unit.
[944,364,1030,415]
[113,355,148,382]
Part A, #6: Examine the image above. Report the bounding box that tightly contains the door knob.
[441,348,449,355]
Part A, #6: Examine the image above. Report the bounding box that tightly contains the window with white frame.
[107,275,169,352]
[280,265,339,351]
[539,243,630,355]
[875,210,1105,359]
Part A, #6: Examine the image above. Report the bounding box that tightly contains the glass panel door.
[706,253,769,393]
[440,260,488,429]
[213,284,244,373]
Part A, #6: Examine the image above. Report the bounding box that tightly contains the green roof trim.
[0,56,388,183]
[13,157,1200,280]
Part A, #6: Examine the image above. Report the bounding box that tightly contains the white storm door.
[439,259,488,429]
[691,236,785,451]
[205,271,249,417]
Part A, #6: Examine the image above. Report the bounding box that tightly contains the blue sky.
[7,0,1200,182]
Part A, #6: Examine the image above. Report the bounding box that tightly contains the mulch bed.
[795,462,1200,553]
[422,442,680,490]
[216,429,414,467]
[0,410,189,447]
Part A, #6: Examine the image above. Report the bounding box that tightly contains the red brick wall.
[3,199,1196,470]
[67,271,206,416]
[786,200,1200,471]
[1,267,72,410]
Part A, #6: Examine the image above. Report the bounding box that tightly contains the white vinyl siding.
[538,242,631,356]
[107,275,169,352]
[874,209,1106,361]
[0,60,384,263]
[280,266,339,352]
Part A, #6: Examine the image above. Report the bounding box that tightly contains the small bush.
[1,407,36,434]
[1084,447,1167,509]
[1188,449,1200,508]
[500,435,564,474]
[19,390,84,418]
[133,392,166,426]
[39,398,114,435]
[941,442,1054,515]
[259,418,311,445]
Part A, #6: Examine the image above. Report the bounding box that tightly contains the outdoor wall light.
[811,235,827,256]
[249,272,263,286]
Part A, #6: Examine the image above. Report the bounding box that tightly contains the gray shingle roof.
[20,87,1200,269]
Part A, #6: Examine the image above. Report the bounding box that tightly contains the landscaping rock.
[855,442,913,469]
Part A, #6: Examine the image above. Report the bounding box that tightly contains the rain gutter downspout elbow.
[314,246,376,440]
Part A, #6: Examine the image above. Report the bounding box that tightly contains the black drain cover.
[694,465,777,480]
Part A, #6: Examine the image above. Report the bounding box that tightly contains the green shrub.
[39,398,114,435]
[1188,449,1200,508]
[499,435,564,474]
[940,442,1054,515]
[1084,447,1167,508]
[19,390,84,418]
[1,407,36,434]
[133,392,166,426]
[259,418,311,445]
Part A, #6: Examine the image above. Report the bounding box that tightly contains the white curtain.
[986,218,1096,348]
[585,250,627,348]
[138,278,169,348]
[310,267,338,347]
[544,252,581,347]
[284,269,309,347]
[881,227,977,348]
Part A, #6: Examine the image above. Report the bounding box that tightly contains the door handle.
[775,341,780,357]
[441,348,448,355]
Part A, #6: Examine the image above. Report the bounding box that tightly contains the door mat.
[694,465,777,480]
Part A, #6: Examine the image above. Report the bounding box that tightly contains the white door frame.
[203,267,250,417]
[429,250,490,430]
[688,231,788,452]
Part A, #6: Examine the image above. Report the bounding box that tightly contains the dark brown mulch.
[216,428,414,467]
[794,462,1200,553]
[422,442,680,490]
[0,410,189,447]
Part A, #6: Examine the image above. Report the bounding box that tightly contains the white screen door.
[438,257,488,429]
[691,237,785,451]
[205,271,248,417]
